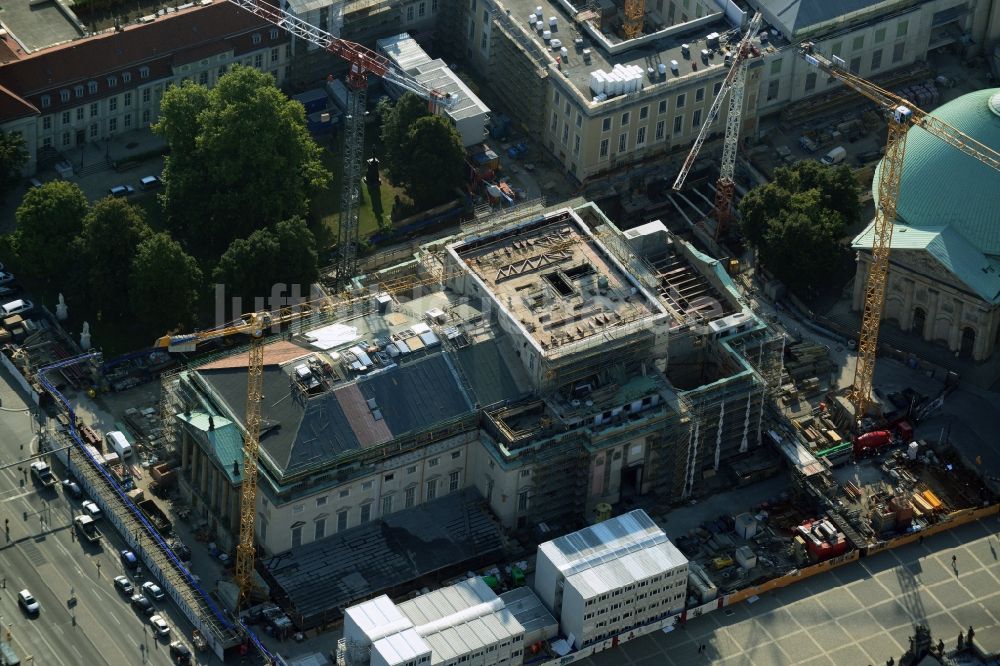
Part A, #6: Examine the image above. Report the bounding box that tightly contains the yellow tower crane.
[799,43,1000,426]
[623,0,644,39]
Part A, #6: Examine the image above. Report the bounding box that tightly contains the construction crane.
[225,0,454,290]
[622,0,644,39]
[799,42,1000,426]
[673,12,763,239]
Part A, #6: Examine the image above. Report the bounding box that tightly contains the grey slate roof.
[755,0,883,35]
[451,339,524,408]
[263,488,504,629]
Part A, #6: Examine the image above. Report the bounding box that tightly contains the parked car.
[140,175,161,190]
[29,178,43,188]
[108,185,135,197]
[131,593,154,616]
[113,575,134,596]
[18,589,39,616]
[142,581,166,602]
[81,500,102,520]
[120,549,138,571]
[62,479,83,499]
[1,299,33,317]
[0,271,14,286]
[149,614,170,637]
[169,642,192,665]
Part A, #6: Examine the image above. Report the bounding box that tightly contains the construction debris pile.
[781,341,836,397]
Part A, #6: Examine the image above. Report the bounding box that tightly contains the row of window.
[42,68,151,107]
[41,90,154,132]
[39,110,152,149]
[404,0,438,21]
[583,571,685,606]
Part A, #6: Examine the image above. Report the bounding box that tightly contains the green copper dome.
[874,87,1000,255]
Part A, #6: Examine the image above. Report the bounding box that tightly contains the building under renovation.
[166,200,782,618]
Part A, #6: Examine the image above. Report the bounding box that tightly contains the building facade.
[0,1,291,175]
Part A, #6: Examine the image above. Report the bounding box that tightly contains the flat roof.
[1,0,83,52]
[503,0,735,102]
[450,208,666,356]
[498,587,558,636]
[566,540,689,599]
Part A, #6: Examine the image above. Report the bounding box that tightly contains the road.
[0,366,186,666]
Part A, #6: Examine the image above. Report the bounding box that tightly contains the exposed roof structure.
[855,88,1000,303]
[263,488,504,629]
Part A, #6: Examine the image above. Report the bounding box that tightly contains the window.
[198,71,208,85]
[550,111,558,132]
[618,132,627,153]
[480,33,488,50]
[576,112,582,128]
[90,103,98,117]
[871,48,882,71]
[124,92,131,107]
[769,60,781,76]
[62,132,70,146]
[254,54,263,69]
[517,490,529,512]
[599,138,609,158]
[109,97,117,111]
[60,90,70,103]
[449,470,460,492]
[602,117,611,132]
[852,35,864,52]
[636,126,646,146]
[316,496,328,507]
[339,489,350,498]
[88,81,98,94]
[123,71,132,84]
[426,479,437,500]
[337,510,348,532]
[655,120,665,141]
[292,504,304,514]
[41,95,51,109]
[620,111,629,126]
[658,100,667,114]
[564,102,570,116]
[573,134,580,155]
[766,80,780,101]
[831,41,843,57]
[692,110,702,128]
[109,117,117,132]
[382,495,393,516]
[43,116,51,130]
[850,57,861,74]
[107,76,117,88]
[384,473,395,482]
[554,91,561,106]
[695,87,705,102]
[252,32,262,44]
[892,42,905,63]
[561,124,569,145]
[407,465,417,475]
[428,457,439,468]
[124,114,131,128]
[140,66,150,79]
[639,105,648,120]
[713,81,722,97]
[360,503,372,524]
[405,486,416,508]
[291,524,302,547]
[142,89,150,104]
[269,27,279,39]
[362,480,373,491]
[218,65,227,78]
[451,450,461,460]
[75,85,84,98]
[271,47,279,63]
[314,518,326,540]
[407,5,414,20]
[896,20,908,38]
[805,72,817,92]
[673,116,682,134]
[874,27,886,43]
[142,109,150,124]
[676,93,685,109]
[432,0,437,10]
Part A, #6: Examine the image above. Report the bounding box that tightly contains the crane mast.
[672,12,762,239]
[799,43,1000,426]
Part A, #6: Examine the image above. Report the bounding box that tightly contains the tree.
[14,181,88,281]
[73,197,152,315]
[213,216,319,305]
[402,116,466,208]
[738,161,860,295]
[154,66,330,258]
[0,130,28,203]
[378,93,430,182]
[129,233,203,333]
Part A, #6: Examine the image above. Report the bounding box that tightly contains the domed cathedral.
[851,88,1000,361]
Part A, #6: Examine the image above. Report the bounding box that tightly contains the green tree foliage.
[378,93,430,182]
[73,197,152,315]
[213,216,319,304]
[738,161,861,295]
[0,130,28,203]
[154,67,329,258]
[14,181,88,281]
[129,233,203,333]
[402,116,466,208]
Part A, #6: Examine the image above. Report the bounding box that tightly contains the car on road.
[168,642,192,665]
[29,461,57,487]
[113,575,134,596]
[149,614,170,637]
[18,589,39,616]
[1,298,33,317]
[62,479,83,499]
[141,581,166,602]
[81,500,102,520]
[108,185,135,197]
[120,549,138,571]
[131,593,154,616]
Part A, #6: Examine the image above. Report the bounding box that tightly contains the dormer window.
[122,72,132,83]
[74,85,84,98]
[269,28,278,39]
[87,81,98,94]
[139,66,150,79]
[252,32,262,44]
[107,75,117,88]
[41,95,52,108]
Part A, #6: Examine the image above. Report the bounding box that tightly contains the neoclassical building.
[852,88,1000,361]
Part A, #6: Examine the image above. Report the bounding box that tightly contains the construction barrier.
[866,504,1000,555]
[724,550,860,605]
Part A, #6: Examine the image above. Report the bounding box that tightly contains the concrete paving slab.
[773,630,822,663]
[799,657,836,666]
[916,558,955,586]
[837,609,884,641]
[858,630,905,664]
[949,602,996,633]
[868,600,917,629]
[743,640,790,665]
[957,569,999,597]
[826,643,871,665]
[788,598,837,629]
[928,579,975,609]
[621,634,662,661]
[808,621,852,652]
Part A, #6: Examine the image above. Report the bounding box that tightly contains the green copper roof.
[178,411,245,484]
[874,88,1000,256]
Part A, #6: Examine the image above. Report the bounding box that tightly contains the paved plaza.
[580,518,1000,665]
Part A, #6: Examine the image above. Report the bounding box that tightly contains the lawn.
[310,128,410,252]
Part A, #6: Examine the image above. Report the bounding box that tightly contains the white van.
[106,430,133,460]
[821,146,847,166]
